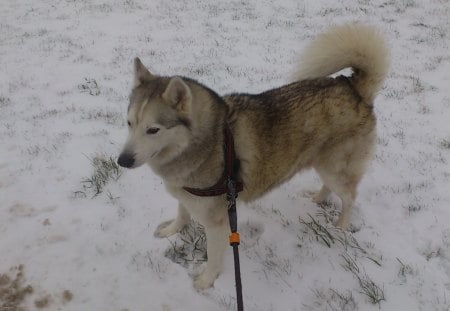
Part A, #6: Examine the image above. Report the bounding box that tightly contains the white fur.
[294,23,389,102]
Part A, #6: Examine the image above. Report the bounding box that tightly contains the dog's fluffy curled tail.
[294,23,389,103]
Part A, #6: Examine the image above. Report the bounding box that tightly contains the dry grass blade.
[80,154,122,197]
[299,214,336,247]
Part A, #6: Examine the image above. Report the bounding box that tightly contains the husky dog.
[118,23,389,289]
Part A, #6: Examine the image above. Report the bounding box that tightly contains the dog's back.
[226,76,374,201]
[226,23,389,229]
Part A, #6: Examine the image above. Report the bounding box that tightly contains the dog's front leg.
[193,215,229,290]
[154,203,191,238]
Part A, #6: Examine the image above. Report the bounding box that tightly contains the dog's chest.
[166,185,228,223]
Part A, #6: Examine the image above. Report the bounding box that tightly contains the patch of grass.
[299,214,337,248]
[341,253,360,274]
[164,221,207,267]
[397,258,413,276]
[123,0,142,10]
[81,109,124,126]
[255,244,293,288]
[216,295,236,310]
[423,247,443,261]
[130,251,167,279]
[392,129,405,145]
[312,288,357,311]
[377,136,389,146]
[411,76,425,93]
[440,139,450,149]
[396,258,415,284]
[315,203,341,221]
[384,88,406,100]
[299,214,380,265]
[357,274,386,305]
[430,26,447,40]
[384,181,429,195]
[411,22,429,28]
[341,254,385,305]
[78,78,100,96]
[261,250,292,283]
[270,207,291,227]
[424,56,446,71]
[418,104,431,114]
[80,154,122,197]
[105,190,120,205]
[404,202,423,215]
[393,0,416,13]
[0,96,11,108]
[300,211,383,272]
[318,7,343,17]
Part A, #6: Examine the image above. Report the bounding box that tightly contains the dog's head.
[118,58,194,169]
[117,58,228,171]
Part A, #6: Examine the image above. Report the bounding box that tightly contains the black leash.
[227,178,244,311]
[183,124,244,311]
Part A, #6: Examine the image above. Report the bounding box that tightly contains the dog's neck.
[148,125,225,189]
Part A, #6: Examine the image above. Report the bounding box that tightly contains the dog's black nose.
[117,154,135,168]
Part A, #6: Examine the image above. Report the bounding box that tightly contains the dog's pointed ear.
[133,57,153,87]
[162,77,192,113]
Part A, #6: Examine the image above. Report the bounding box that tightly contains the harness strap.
[183,124,243,197]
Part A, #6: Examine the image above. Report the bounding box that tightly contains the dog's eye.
[146,127,160,135]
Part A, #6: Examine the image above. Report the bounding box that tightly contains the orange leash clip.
[229,232,240,245]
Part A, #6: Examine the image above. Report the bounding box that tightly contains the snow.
[1,0,450,310]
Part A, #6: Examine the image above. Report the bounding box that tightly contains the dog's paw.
[302,190,316,198]
[303,190,327,205]
[335,207,363,232]
[334,221,359,233]
[154,219,183,238]
[334,217,350,231]
[193,273,215,290]
[347,222,361,233]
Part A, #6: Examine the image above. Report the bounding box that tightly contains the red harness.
[183,124,244,197]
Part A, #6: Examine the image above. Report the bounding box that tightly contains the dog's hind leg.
[331,182,357,230]
[313,151,368,230]
[315,171,358,230]
[313,132,375,230]
[305,185,331,204]
[154,203,191,238]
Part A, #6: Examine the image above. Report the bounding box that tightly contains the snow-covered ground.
[1,0,449,310]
